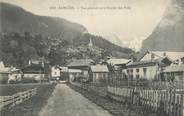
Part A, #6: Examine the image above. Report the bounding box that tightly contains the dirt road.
[39,84,112,116]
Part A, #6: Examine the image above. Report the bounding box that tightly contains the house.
[22,64,45,83]
[8,68,22,84]
[67,59,95,81]
[68,69,82,82]
[59,66,68,81]
[28,56,51,79]
[28,57,45,67]
[162,64,184,82]
[0,61,11,84]
[126,51,172,81]
[106,58,130,79]
[0,61,22,84]
[89,65,109,83]
[51,65,62,80]
[51,66,68,81]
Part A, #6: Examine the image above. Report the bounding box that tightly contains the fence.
[108,79,184,89]
[0,88,37,111]
[107,86,184,116]
[107,86,133,103]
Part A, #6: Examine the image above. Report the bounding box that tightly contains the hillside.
[0,2,133,67]
[0,2,86,41]
[141,0,184,52]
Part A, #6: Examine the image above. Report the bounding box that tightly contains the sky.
[2,0,171,51]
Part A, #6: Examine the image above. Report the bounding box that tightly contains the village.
[1,39,184,85]
[1,0,184,116]
[0,39,184,116]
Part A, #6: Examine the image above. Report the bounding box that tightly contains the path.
[39,84,112,116]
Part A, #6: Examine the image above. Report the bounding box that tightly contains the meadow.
[0,83,56,116]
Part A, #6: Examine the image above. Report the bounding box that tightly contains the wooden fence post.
[171,92,174,116]
[176,95,180,116]
[0,88,37,110]
[144,89,145,106]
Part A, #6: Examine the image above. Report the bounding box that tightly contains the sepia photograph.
[0,0,184,116]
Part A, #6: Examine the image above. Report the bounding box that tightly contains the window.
[136,74,140,79]
[96,73,99,80]
[130,69,133,80]
[102,73,105,79]
[143,68,147,76]
[135,69,139,80]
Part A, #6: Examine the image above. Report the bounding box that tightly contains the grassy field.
[0,83,56,116]
[69,83,158,116]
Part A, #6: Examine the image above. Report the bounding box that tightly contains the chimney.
[151,53,155,60]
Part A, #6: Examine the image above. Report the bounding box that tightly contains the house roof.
[53,65,63,70]
[0,67,11,74]
[68,59,94,67]
[151,51,184,61]
[139,51,164,62]
[0,61,5,69]
[107,58,130,65]
[30,55,45,61]
[127,59,159,67]
[131,50,184,63]
[22,64,44,73]
[11,68,21,73]
[127,57,172,67]
[131,51,148,62]
[163,64,184,73]
[90,65,109,73]
[0,61,13,74]
[59,67,68,72]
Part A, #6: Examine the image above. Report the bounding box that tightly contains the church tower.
[88,38,93,47]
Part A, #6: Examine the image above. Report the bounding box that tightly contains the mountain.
[0,3,133,67]
[0,2,86,41]
[141,0,184,52]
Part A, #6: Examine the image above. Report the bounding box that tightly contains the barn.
[89,65,109,83]
[22,64,45,83]
[68,59,95,82]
